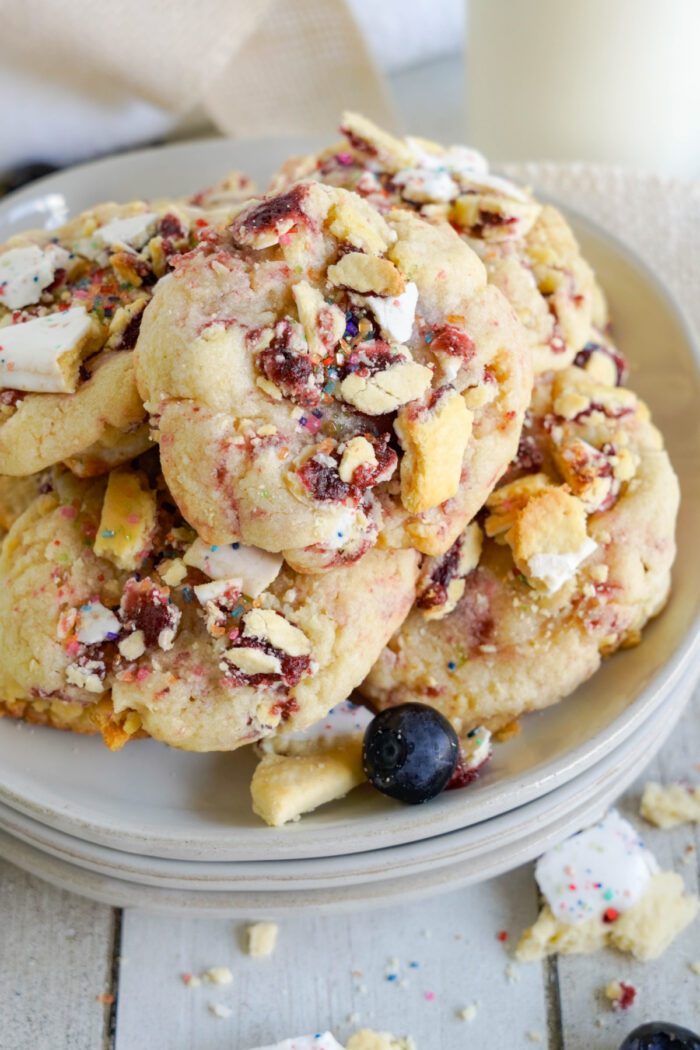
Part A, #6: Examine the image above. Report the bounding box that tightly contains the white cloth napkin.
[0,0,398,172]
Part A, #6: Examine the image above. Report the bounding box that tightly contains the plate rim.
[0,667,690,892]
[0,140,698,861]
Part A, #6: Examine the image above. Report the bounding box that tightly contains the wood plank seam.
[544,954,565,1050]
[104,908,123,1050]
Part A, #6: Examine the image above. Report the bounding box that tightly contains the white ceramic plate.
[0,664,692,915]
[0,661,691,898]
[0,141,698,862]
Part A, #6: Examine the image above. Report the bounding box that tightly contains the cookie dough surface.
[0,461,417,752]
[271,112,598,374]
[136,179,531,569]
[362,354,679,733]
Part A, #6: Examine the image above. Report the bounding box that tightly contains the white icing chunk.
[393,168,459,203]
[322,505,366,551]
[0,306,93,392]
[406,137,489,177]
[243,609,311,657]
[527,536,597,594]
[462,726,492,771]
[225,647,282,676]
[184,539,282,596]
[365,281,418,343]
[0,244,71,309]
[251,1035,345,1050]
[535,809,659,926]
[96,211,157,250]
[76,601,121,645]
[403,137,528,201]
[193,578,242,606]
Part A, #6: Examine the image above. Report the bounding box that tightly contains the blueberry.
[362,703,458,804]
[618,1022,700,1050]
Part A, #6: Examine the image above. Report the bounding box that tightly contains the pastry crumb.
[247,921,279,958]
[640,781,700,828]
[202,966,233,986]
[457,1002,478,1022]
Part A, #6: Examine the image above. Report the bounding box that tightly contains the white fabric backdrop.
[0,0,463,173]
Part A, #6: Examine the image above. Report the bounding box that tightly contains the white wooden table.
[1,683,697,1050]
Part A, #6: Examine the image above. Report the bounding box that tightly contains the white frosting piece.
[184,539,282,596]
[96,211,157,251]
[406,137,489,177]
[527,536,597,594]
[0,244,71,310]
[193,578,242,606]
[251,1034,345,1050]
[535,809,659,926]
[76,601,121,645]
[393,167,459,203]
[323,505,364,551]
[243,609,311,657]
[0,306,93,392]
[365,281,418,344]
[462,726,492,770]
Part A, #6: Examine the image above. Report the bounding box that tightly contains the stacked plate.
[0,143,698,915]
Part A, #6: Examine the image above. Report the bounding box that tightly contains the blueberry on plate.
[362,703,458,804]
[618,1022,700,1050]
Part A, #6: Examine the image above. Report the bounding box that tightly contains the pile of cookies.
[0,114,679,825]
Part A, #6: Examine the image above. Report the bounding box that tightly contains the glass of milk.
[466,0,700,177]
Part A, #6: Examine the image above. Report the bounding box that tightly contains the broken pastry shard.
[93,469,157,570]
[252,700,372,826]
[516,810,699,962]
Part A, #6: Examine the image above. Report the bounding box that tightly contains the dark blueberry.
[618,1022,700,1050]
[363,703,458,804]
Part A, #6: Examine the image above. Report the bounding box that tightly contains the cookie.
[361,355,679,734]
[271,112,598,374]
[0,471,48,531]
[135,179,532,570]
[0,191,249,477]
[0,461,418,752]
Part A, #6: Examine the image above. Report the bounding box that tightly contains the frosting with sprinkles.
[76,601,121,646]
[535,809,658,925]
